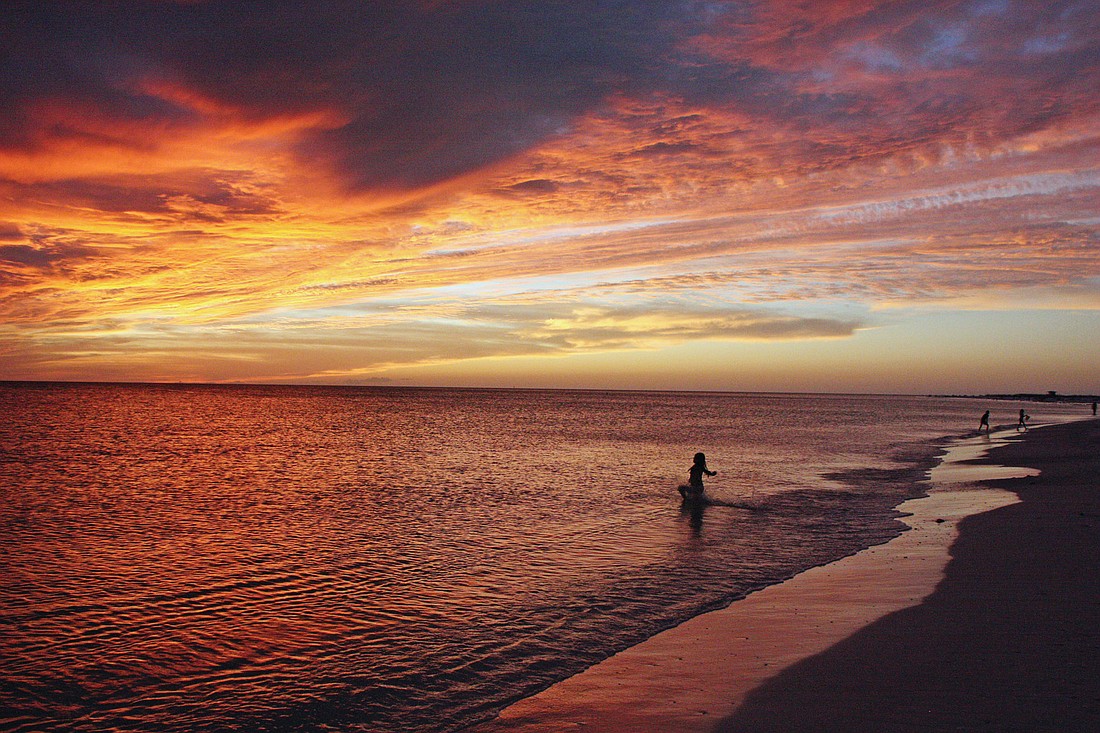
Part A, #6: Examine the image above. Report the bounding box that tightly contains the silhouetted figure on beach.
[1093,401,1097,416]
[1017,409,1029,431]
[979,410,991,433]
[678,452,717,501]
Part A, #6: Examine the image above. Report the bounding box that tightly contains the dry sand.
[470,418,1100,732]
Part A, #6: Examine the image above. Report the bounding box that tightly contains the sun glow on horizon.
[2,1,1099,393]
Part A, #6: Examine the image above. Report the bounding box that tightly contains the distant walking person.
[1093,401,1097,416]
[979,410,991,433]
[1017,409,1029,431]
[678,452,717,501]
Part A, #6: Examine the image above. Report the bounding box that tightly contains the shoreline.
[469,419,1097,732]
[720,417,1100,731]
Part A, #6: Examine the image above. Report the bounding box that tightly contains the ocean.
[0,383,1085,732]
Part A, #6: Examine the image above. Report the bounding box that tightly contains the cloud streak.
[2,1,1099,388]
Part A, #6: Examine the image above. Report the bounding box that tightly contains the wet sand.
[470,418,1100,732]
[720,417,1100,732]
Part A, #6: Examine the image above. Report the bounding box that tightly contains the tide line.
[469,431,1028,732]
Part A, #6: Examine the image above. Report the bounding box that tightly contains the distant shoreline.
[3,380,1097,402]
[940,392,1099,404]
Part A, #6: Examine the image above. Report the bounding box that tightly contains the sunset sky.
[2,0,1098,393]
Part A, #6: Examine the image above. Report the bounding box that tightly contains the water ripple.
[3,384,1078,732]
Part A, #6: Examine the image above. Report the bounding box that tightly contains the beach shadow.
[716,420,1100,733]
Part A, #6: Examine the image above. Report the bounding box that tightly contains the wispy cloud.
[2,1,1098,387]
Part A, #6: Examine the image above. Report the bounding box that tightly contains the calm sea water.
[0,384,1085,732]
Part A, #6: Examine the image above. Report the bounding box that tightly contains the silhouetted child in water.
[678,452,717,501]
[979,410,991,433]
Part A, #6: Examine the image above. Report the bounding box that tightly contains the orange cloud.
[2,1,1098,389]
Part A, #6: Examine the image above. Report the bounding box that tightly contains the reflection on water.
[1,384,1083,732]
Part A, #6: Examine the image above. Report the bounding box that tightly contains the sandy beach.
[471,418,1100,732]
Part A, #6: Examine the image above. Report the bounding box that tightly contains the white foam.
[929,429,1039,484]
